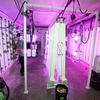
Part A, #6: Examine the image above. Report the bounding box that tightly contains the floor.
[3,55,100,100]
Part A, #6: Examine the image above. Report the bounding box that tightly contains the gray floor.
[4,56,100,100]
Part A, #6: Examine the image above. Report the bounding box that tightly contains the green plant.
[6,34,8,37]
[7,45,11,49]
[9,31,13,34]
[11,56,16,60]
[2,32,4,36]
[11,57,13,60]
[10,37,12,40]
[10,53,13,55]
[0,67,3,71]
[3,43,6,45]
[8,31,17,60]
[3,50,8,53]
[6,41,10,44]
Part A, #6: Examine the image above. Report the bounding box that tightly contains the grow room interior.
[0,0,100,100]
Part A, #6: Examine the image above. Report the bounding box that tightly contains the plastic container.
[55,84,68,100]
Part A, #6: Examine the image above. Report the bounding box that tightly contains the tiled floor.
[3,56,100,100]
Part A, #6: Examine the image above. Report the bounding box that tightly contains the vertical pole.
[86,11,99,89]
[61,23,66,81]
[24,2,28,94]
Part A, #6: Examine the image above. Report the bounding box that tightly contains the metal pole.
[27,3,91,13]
[61,23,66,81]
[86,11,99,89]
[24,2,28,94]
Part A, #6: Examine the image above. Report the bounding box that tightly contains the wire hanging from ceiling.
[14,0,20,10]
[56,0,88,20]
[19,0,23,5]
[73,0,75,14]
[80,18,93,44]
[16,0,21,9]
[0,1,27,29]
[76,0,87,14]
[56,0,73,19]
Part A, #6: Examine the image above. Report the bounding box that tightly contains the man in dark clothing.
[15,33,24,76]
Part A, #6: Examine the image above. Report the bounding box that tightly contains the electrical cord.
[16,0,21,9]
[14,0,20,10]
[5,82,10,100]
[19,0,23,5]
[30,11,34,49]
[80,19,93,44]
[0,77,10,100]
[76,0,87,14]
[13,1,27,23]
[0,1,27,29]
[61,0,73,18]
[73,0,75,14]
[56,0,73,19]
[17,0,23,11]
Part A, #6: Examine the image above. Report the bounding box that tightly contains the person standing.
[15,33,24,76]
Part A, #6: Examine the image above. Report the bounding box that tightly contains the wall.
[0,11,22,74]
[67,18,100,66]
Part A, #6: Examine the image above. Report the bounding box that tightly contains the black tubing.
[5,82,10,100]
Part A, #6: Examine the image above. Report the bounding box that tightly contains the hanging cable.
[30,11,34,51]
[0,1,27,29]
[13,1,27,23]
[73,0,75,13]
[19,0,23,5]
[76,0,87,14]
[30,4,34,50]
[56,0,73,19]
[14,0,20,10]
[80,19,93,44]
[0,77,10,100]
[16,0,21,9]
[61,0,73,18]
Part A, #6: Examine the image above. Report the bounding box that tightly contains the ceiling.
[0,0,100,28]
